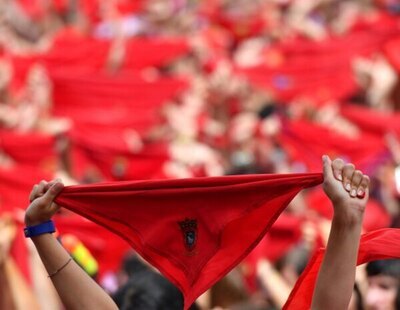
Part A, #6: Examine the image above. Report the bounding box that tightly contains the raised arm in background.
[24,180,118,310]
[311,156,370,310]
[0,214,40,310]
[0,217,16,310]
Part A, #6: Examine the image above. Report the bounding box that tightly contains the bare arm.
[0,260,15,310]
[311,156,370,310]
[0,215,40,310]
[4,257,41,310]
[25,180,118,310]
[0,215,17,310]
[257,259,292,309]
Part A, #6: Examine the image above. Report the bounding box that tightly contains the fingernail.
[357,189,365,198]
[350,188,357,197]
[345,183,351,191]
[337,174,343,181]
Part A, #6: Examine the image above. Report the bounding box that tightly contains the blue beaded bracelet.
[24,220,56,238]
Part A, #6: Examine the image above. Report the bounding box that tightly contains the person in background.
[365,259,400,310]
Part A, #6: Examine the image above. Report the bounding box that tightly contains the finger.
[49,201,62,215]
[357,175,370,199]
[331,158,345,181]
[36,180,48,198]
[349,170,363,197]
[41,182,64,205]
[342,163,355,192]
[322,155,333,181]
[29,184,39,202]
[29,181,48,202]
[43,179,62,192]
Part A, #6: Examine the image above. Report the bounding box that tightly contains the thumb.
[322,155,333,180]
[42,182,64,205]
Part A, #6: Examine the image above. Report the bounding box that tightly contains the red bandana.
[54,173,322,309]
[283,228,400,309]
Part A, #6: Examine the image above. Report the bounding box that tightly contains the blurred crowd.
[1,0,400,309]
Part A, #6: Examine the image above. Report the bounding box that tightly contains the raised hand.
[322,155,370,225]
[312,156,371,310]
[25,179,64,226]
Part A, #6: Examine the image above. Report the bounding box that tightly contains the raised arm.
[0,216,16,310]
[24,180,118,310]
[311,156,370,310]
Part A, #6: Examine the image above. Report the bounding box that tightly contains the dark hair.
[366,259,400,279]
[113,256,199,310]
[257,104,276,120]
[113,270,184,310]
[353,283,364,310]
[275,244,311,276]
[366,259,400,310]
[121,253,149,277]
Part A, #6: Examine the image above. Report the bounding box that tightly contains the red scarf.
[55,173,322,309]
[283,228,400,309]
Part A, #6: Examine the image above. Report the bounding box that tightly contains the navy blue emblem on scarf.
[178,218,197,252]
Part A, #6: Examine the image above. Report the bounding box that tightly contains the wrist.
[24,212,50,227]
[332,202,365,227]
[24,220,56,238]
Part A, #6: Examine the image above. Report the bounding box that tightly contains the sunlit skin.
[365,275,398,310]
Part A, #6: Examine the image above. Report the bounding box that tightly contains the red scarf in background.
[279,120,388,173]
[243,213,304,292]
[283,228,400,309]
[0,131,57,170]
[340,103,400,136]
[384,37,400,72]
[54,173,323,309]
[123,38,189,70]
[69,134,169,181]
[237,14,399,105]
[306,188,390,232]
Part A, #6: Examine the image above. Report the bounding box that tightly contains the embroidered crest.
[178,218,197,252]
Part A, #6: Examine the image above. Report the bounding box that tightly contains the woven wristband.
[24,220,56,238]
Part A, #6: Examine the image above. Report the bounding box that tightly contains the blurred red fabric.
[279,119,388,172]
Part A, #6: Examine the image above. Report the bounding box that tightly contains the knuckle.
[354,170,363,176]
[333,158,344,165]
[342,166,355,180]
[353,170,363,180]
[333,160,344,169]
[345,163,355,170]
[342,173,351,181]
[362,176,370,185]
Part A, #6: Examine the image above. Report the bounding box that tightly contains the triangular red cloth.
[54,173,322,309]
[283,228,400,309]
